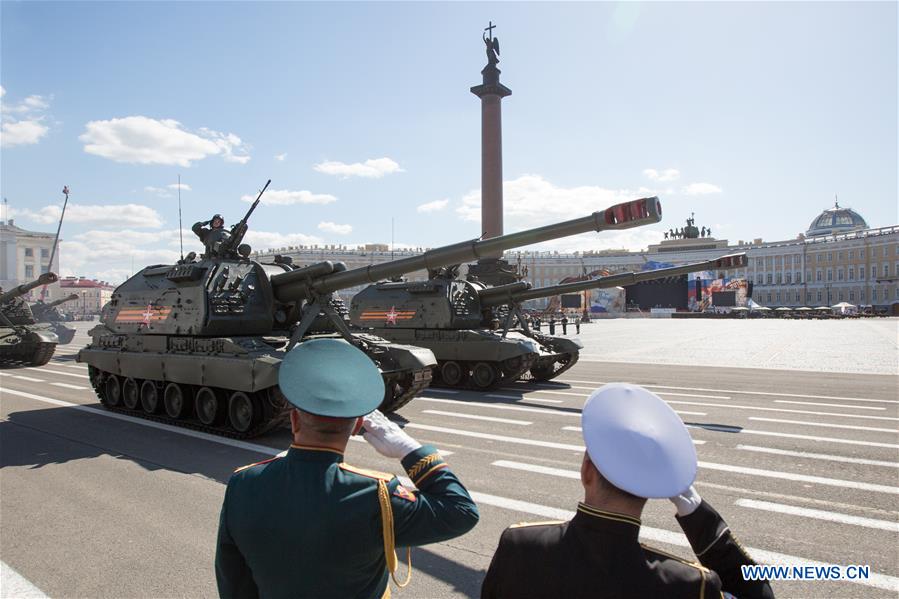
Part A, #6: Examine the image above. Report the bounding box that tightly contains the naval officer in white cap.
[481,383,774,599]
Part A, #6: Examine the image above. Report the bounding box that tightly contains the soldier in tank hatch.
[192,213,231,257]
[481,383,774,599]
[215,339,479,599]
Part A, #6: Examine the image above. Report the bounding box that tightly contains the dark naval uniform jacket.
[481,501,774,599]
[215,443,479,599]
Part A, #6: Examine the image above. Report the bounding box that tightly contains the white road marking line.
[667,400,899,422]
[748,417,898,434]
[495,457,899,496]
[487,394,564,404]
[456,492,899,593]
[11,375,45,382]
[773,400,887,411]
[49,382,87,390]
[419,396,574,417]
[422,410,532,426]
[736,445,899,468]
[3,386,894,592]
[406,423,585,451]
[25,367,90,379]
[506,387,732,401]
[0,561,48,599]
[735,499,899,533]
[687,424,899,450]
[59,363,88,369]
[555,379,899,404]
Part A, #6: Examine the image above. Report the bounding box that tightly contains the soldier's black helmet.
[211,214,224,226]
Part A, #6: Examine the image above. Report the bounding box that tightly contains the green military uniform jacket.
[481,500,774,599]
[215,443,479,599]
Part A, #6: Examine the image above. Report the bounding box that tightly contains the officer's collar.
[288,443,344,461]
[573,502,641,538]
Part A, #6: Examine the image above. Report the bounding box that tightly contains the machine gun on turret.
[219,179,271,259]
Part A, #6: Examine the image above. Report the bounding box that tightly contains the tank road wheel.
[228,392,259,434]
[470,362,499,390]
[163,383,190,419]
[105,375,123,407]
[122,378,140,409]
[530,363,556,381]
[140,380,161,414]
[440,361,466,387]
[195,387,223,426]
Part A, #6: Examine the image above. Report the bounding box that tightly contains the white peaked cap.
[581,383,698,498]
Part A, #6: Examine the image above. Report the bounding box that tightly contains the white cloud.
[168,182,191,191]
[19,203,164,228]
[682,182,723,195]
[417,198,449,213]
[241,188,337,206]
[275,153,287,162]
[243,230,323,250]
[1,88,51,148]
[313,157,403,178]
[317,221,353,235]
[1,120,49,147]
[457,174,657,226]
[58,228,191,282]
[79,116,250,166]
[643,168,680,182]
[144,186,173,198]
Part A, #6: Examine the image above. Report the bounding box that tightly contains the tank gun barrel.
[272,197,662,301]
[44,293,80,308]
[481,253,747,307]
[0,272,59,304]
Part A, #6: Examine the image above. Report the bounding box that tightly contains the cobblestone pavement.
[559,317,899,375]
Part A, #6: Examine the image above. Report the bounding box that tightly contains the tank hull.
[518,331,583,381]
[77,328,435,438]
[0,325,59,366]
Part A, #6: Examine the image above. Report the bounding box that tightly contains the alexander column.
[468,21,519,285]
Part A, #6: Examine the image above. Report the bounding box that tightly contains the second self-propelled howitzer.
[31,293,79,344]
[0,272,61,365]
[350,253,744,388]
[78,194,661,438]
[348,198,664,389]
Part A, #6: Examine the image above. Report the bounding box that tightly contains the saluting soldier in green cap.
[215,339,479,599]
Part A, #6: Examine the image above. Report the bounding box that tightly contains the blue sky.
[1,1,896,283]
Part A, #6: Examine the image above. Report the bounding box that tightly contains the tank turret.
[44,293,81,309]
[78,193,659,437]
[31,292,80,344]
[0,272,58,305]
[0,272,61,366]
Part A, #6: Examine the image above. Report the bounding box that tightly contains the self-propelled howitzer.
[31,293,80,344]
[78,196,661,437]
[348,198,664,389]
[0,272,61,365]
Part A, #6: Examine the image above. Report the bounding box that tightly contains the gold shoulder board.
[340,462,395,481]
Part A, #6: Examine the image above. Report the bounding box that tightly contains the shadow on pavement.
[411,546,486,598]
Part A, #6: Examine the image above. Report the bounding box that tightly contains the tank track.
[87,366,291,440]
[433,354,537,391]
[0,342,57,367]
[523,351,580,382]
[379,367,433,413]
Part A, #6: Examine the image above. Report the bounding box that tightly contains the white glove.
[669,485,702,517]
[362,410,422,459]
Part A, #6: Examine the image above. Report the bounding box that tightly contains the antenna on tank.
[178,174,184,260]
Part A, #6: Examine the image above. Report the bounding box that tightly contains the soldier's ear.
[290,409,301,435]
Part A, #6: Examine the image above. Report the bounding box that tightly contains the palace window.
[837,251,843,261]
[41,248,49,258]
[849,290,855,301]
[40,265,49,274]
[838,291,844,301]
[884,246,889,257]
[767,274,773,284]
[827,252,833,262]
[756,274,763,285]
[805,292,812,303]
[860,289,866,301]
[806,270,811,282]
[827,269,833,281]
[776,273,782,284]
[837,268,843,281]
[775,291,781,302]
[24,248,33,257]
[24,265,34,277]
[848,267,855,280]
[795,291,801,302]
[872,288,878,301]
[884,264,890,277]
[872,265,877,278]
[785,272,792,284]
[816,291,822,302]
[816,270,822,282]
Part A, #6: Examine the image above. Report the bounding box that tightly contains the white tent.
[831,302,858,315]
